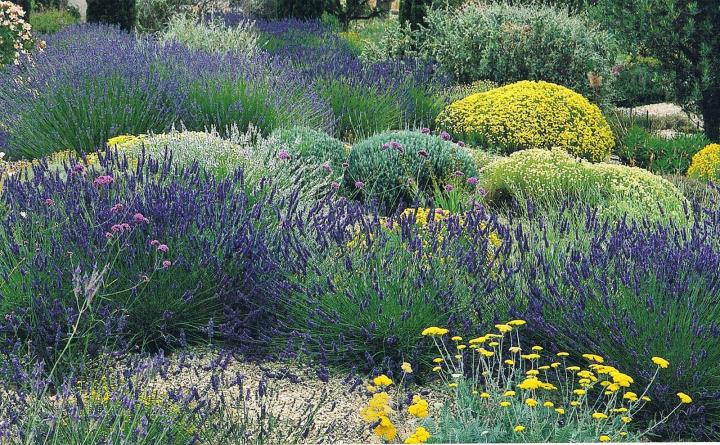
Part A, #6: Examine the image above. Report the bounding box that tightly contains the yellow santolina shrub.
[687,143,720,182]
[482,149,688,223]
[436,81,615,162]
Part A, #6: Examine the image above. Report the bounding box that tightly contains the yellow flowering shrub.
[687,143,720,182]
[436,81,615,162]
[421,322,691,442]
[482,148,688,223]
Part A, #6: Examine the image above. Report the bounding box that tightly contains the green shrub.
[161,14,258,54]
[613,55,671,107]
[416,2,617,99]
[87,0,137,31]
[618,126,710,175]
[482,148,688,223]
[316,79,404,142]
[344,130,478,210]
[135,0,187,33]
[437,81,615,162]
[271,126,347,170]
[111,129,248,177]
[440,79,498,105]
[28,8,79,33]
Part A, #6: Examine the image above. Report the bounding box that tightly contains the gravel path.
[136,347,443,444]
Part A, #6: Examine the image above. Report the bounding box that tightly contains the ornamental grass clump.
[0,148,302,372]
[344,130,477,212]
[436,81,615,162]
[482,148,688,224]
[419,322,692,443]
[687,143,720,183]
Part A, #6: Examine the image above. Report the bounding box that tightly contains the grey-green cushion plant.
[271,126,348,170]
[344,130,478,211]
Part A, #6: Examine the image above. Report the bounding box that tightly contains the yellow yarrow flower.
[525,398,538,408]
[514,425,525,433]
[373,375,393,387]
[592,412,608,420]
[651,357,669,369]
[401,362,413,374]
[422,327,449,336]
[677,392,692,404]
[599,435,611,442]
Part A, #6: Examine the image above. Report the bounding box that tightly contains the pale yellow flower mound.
[687,143,720,182]
[436,80,615,162]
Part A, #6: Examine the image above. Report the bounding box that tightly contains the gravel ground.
[136,347,444,444]
[617,102,703,127]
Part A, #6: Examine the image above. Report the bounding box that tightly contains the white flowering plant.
[0,1,43,66]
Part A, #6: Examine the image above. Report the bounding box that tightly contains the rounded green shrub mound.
[112,129,246,176]
[482,148,688,223]
[271,126,347,170]
[344,130,478,210]
[436,81,615,162]
[418,2,616,98]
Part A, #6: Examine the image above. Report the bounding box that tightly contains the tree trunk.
[700,89,720,142]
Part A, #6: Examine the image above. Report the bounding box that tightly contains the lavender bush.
[0,24,333,159]
[0,148,301,372]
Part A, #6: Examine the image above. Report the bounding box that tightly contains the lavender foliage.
[0,148,301,371]
[0,24,334,159]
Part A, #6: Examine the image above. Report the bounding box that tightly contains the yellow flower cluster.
[360,366,432,443]
[687,143,720,182]
[423,321,691,442]
[436,80,615,162]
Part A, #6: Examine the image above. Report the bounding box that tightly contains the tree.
[600,0,720,141]
[86,0,136,31]
[326,0,384,31]
[276,0,329,19]
[399,0,431,30]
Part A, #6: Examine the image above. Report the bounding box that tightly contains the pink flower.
[420,127,431,134]
[331,181,340,190]
[150,239,160,247]
[444,184,454,192]
[440,131,451,141]
[73,163,85,173]
[44,198,54,206]
[457,141,466,147]
[93,175,114,187]
[322,162,333,173]
[133,212,149,224]
[105,232,113,239]
[110,203,124,212]
[453,170,464,177]
[277,150,291,161]
[354,181,365,189]
[467,176,478,186]
[162,260,172,269]
[157,244,169,253]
